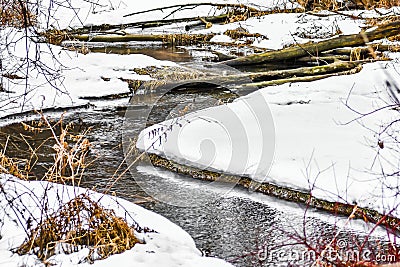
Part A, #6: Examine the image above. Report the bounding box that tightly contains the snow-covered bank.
[35,0,300,30]
[0,29,175,118]
[138,59,400,218]
[0,174,233,267]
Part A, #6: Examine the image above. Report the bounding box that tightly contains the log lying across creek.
[126,60,365,93]
[222,20,400,66]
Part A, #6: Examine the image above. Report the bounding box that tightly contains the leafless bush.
[231,204,400,266]
[17,193,142,262]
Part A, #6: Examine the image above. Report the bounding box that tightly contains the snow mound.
[0,175,233,267]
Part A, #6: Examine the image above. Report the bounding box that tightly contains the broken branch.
[67,14,230,34]
[123,2,260,17]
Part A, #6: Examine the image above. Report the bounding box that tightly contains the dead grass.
[17,194,142,262]
[365,15,400,26]
[0,151,30,180]
[130,66,206,91]
[0,0,36,27]
[0,136,31,180]
[40,29,70,46]
[163,33,215,45]
[298,0,400,11]
[224,28,266,40]
[43,115,91,186]
[0,114,91,185]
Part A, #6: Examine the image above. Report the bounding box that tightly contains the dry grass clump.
[365,15,400,27]
[131,66,206,91]
[0,114,150,264]
[0,151,30,180]
[153,66,205,81]
[42,116,91,185]
[297,0,340,10]
[298,0,400,11]
[0,134,31,180]
[40,29,69,46]
[0,0,36,27]
[163,33,215,46]
[17,194,142,262]
[224,28,266,40]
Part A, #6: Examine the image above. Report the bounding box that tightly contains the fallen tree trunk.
[324,47,384,60]
[67,14,229,34]
[129,61,363,92]
[71,33,215,45]
[208,60,361,83]
[296,54,351,63]
[244,60,361,81]
[244,65,362,88]
[223,20,400,66]
[67,5,303,34]
[327,47,374,55]
[208,61,361,83]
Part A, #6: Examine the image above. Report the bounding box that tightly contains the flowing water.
[0,97,388,266]
[0,46,393,266]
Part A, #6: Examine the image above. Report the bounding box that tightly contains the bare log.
[67,14,229,34]
[328,47,374,55]
[244,65,362,88]
[64,5,301,35]
[244,60,361,81]
[199,61,361,84]
[133,61,362,92]
[71,33,215,45]
[296,55,351,62]
[223,20,400,66]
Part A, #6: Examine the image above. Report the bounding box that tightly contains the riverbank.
[137,58,400,227]
[0,174,233,266]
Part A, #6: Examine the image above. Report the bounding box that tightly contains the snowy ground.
[36,0,300,30]
[0,29,175,118]
[0,174,233,267]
